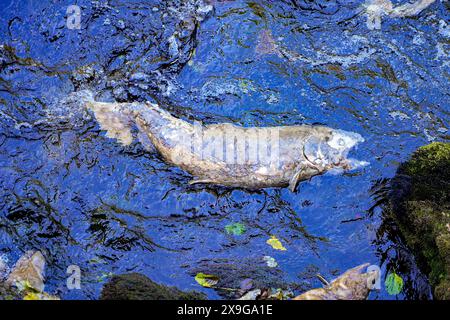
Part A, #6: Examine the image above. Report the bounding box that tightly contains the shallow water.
[0,0,448,299]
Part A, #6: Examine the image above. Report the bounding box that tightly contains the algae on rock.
[100,273,206,300]
[387,142,450,299]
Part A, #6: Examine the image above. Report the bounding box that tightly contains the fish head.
[304,128,368,171]
[341,263,380,285]
[331,263,380,300]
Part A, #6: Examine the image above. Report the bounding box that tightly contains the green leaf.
[96,272,113,283]
[385,272,403,295]
[195,273,219,288]
[225,223,246,235]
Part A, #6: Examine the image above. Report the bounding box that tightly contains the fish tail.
[87,101,134,146]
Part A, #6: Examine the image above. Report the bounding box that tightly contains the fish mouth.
[330,130,368,170]
[303,131,369,170]
[344,158,370,170]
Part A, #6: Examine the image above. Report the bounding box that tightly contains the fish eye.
[338,138,345,146]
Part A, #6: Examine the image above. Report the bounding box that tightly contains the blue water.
[0,0,448,300]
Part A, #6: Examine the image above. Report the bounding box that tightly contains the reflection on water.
[0,0,448,299]
[369,177,433,300]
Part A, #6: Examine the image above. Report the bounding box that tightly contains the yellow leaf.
[266,236,286,251]
[23,292,60,300]
[195,273,219,288]
[23,292,41,300]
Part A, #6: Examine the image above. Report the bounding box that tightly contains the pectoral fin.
[289,169,303,192]
[288,165,320,192]
[189,178,215,185]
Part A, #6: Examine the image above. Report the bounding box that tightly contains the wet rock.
[100,273,206,300]
[384,142,450,299]
[0,250,59,300]
[0,283,21,300]
[5,250,46,293]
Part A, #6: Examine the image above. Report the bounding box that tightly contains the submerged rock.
[100,273,206,300]
[0,250,59,300]
[384,142,450,299]
[5,250,46,293]
[0,283,21,300]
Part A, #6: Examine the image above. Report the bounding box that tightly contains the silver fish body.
[88,101,367,191]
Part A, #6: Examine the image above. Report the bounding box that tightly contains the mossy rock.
[399,142,450,204]
[390,142,450,299]
[100,273,206,300]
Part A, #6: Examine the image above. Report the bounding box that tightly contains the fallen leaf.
[240,278,254,291]
[23,292,41,300]
[238,289,261,300]
[266,236,286,251]
[96,272,113,283]
[385,272,403,295]
[268,288,294,300]
[23,292,59,300]
[195,272,219,288]
[225,222,246,235]
[263,256,278,268]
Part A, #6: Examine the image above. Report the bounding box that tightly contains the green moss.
[400,142,450,204]
[100,273,206,300]
[392,142,450,299]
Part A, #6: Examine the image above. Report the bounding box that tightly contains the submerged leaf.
[225,223,246,235]
[238,289,261,300]
[195,273,219,288]
[266,236,286,251]
[240,278,254,291]
[96,272,114,283]
[263,256,278,268]
[385,272,403,295]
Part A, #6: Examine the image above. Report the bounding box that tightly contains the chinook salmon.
[294,263,379,300]
[87,101,368,192]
